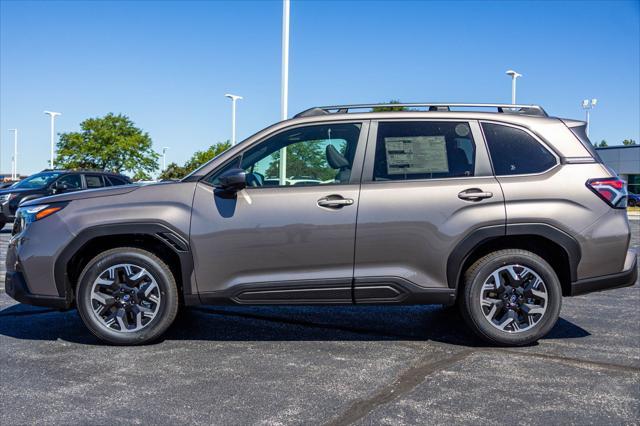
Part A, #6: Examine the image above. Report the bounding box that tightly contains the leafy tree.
[264,141,335,181]
[372,99,407,112]
[622,139,637,145]
[56,113,158,178]
[158,162,188,180]
[598,140,608,147]
[159,141,231,180]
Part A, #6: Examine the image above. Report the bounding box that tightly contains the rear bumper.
[570,250,637,296]
[5,270,71,309]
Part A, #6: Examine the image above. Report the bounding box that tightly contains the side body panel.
[189,120,370,302]
[353,120,506,292]
[13,182,197,297]
[189,183,360,298]
[495,156,630,279]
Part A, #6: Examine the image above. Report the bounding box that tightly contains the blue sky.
[1,0,639,175]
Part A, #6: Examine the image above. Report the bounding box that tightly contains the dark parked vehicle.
[0,170,131,229]
[5,103,636,346]
[628,191,640,207]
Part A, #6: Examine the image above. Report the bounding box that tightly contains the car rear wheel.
[76,247,179,345]
[459,249,562,346]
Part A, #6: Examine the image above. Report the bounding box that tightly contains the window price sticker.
[384,136,449,175]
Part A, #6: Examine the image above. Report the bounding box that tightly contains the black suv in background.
[0,170,131,228]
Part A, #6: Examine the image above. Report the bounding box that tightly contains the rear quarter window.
[482,123,557,176]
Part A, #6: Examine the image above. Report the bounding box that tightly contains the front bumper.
[4,214,75,309]
[5,270,70,309]
[570,249,638,296]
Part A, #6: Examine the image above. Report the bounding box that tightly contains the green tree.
[265,141,333,181]
[598,140,608,147]
[622,139,637,145]
[159,141,231,180]
[372,99,407,112]
[56,113,159,178]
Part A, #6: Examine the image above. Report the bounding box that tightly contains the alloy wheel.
[479,264,548,333]
[89,263,161,333]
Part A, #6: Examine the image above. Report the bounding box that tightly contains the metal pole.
[8,129,17,180]
[586,109,590,137]
[231,98,237,145]
[50,115,55,168]
[14,128,17,180]
[279,0,290,186]
[45,111,61,169]
[511,76,516,105]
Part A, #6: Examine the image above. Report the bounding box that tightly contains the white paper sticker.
[384,136,449,175]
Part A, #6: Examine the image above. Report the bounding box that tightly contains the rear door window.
[372,121,476,181]
[85,174,105,188]
[482,123,557,176]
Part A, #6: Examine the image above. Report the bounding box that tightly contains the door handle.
[458,188,493,201]
[317,195,354,208]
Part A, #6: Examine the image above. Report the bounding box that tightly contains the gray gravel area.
[0,221,638,425]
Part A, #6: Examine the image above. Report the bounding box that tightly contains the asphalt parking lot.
[0,221,638,425]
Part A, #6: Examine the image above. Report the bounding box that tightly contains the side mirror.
[216,168,246,192]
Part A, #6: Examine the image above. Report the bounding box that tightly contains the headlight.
[17,202,68,225]
[0,193,15,203]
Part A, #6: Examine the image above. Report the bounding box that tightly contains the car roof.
[186,102,591,180]
[286,103,562,128]
[39,169,130,178]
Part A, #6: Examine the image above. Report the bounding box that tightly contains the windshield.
[12,172,62,189]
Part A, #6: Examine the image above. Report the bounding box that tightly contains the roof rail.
[294,103,548,118]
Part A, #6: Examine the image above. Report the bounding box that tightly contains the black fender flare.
[446,223,581,289]
[54,222,195,301]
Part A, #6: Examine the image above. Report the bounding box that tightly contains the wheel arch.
[447,223,580,297]
[55,223,195,305]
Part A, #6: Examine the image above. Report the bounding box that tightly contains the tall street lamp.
[162,147,169,171]
[505,70,522,104]
[8,129,17,180]
[44,111,61,169]
[581,99,597,137]
[224,94,243,145]
[279,0,290,186]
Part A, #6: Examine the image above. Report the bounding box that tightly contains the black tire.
[459,249,562,346]
[76,247,179,345]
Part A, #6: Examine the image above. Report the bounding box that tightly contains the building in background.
[596,145,640,194]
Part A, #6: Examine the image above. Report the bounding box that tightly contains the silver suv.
[5,103,636,346]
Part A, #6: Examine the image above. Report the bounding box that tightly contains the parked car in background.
[5,103,636,346]
[628,191,640,207]
[0,170,131,229]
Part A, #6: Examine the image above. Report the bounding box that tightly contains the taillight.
[586,177,628,209]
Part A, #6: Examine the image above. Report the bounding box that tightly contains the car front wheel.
[76,247,179,345]
[459,249,562,346]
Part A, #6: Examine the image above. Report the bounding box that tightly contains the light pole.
[224,94,243,145]
[8,129,17,180]
[505,70,522,104]
[162,147,169,171]
[279,0,290,185]
[44,111,61,169]
[581,99,598,137]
